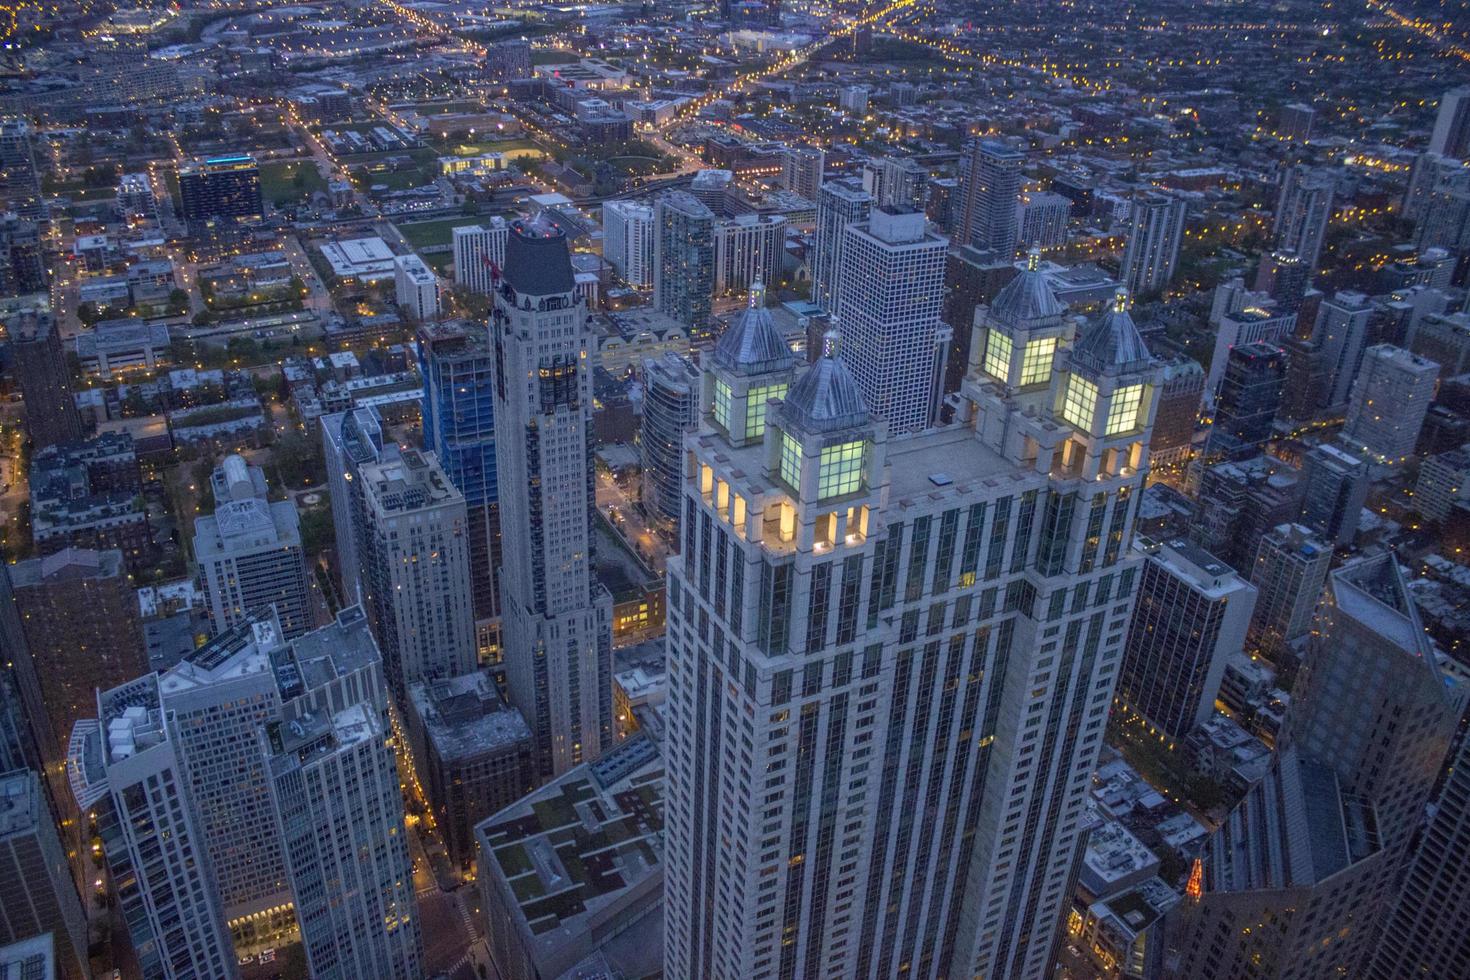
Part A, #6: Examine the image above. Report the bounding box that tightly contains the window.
[1020,338,1057,386]
[714,378,732,433]
[1106,383,1145,435]
[745,383,788,440]
[780,430,802,490]
[983,330,1013,381]
[818,440,864,499]
[1061,374,1098,430]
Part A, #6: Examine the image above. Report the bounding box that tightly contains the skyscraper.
[1116,537,1257,741]
[1428,84,1470,159]
[1297,440,1370,546]
[1118,192,1186,297]
[418,322,501,659]
[1312,290,1374,409]
[177,154,263,242]
[492,218,613,777]
[640,350,701,524]
[1340,344,1439,466]
[602,201,655,288]
[0,769,89,980]
[665,287,1162,980]
[194,455,311,638]
[834,207,949,433]
[1203,342,1285,461]
[321,407,384,605]
[810,177,872,315]
[0,118,43,220]
[653,191,716,333]
[1253,248,1310,313]
[451,218,508,295]
[1272,165,1334,270]
[6,313,82,449]
[393,253,439,321]
[712,212,787,296]
[1246,522,1331,660]
[781,145,825,201]
[955,137,1023,257]
[861,155,928,211]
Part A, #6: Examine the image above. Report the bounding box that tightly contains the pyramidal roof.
[713,283,797,376]
[781,327,868,433]
[991,249,1065,325]
[1071,288,1153,374]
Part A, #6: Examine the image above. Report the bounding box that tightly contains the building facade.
[1118,192,1186,297]
[654,192,717,334]
[955,138,1024,257]
[7,313,82,449]
[810,177,872,315]
[640,351,701,524]
[602,201,655,288]
[451,218,509,295]
[1245,522,1331,660]
[1340,344,1439,466]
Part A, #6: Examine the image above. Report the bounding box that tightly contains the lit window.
[1061,375,1098,430]
[713,378,732,433]
[1106,384,1145,435]
[745,383,789,440]
[1020,338,1057,386]
[983,331,1013,381]
[780,431,802,491]
[818,440,865,499]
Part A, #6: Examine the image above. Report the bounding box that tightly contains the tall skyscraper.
[601,201,655,288]
[1428,84,1470,159]
[451,218,508,295]
[781,145,825,201]
[1340,344,1439,466]
[1116,537,1257,741]
[712,212,787,296]
[665,287,1163,980]
[1203,342,1285,461]
[194,455,311,639]
[1272,165,1334,271]
[955,137,1023,257]
[1118,192,1187,297]
[321,407,384,605]
[6,313,82,449]
[0,118,43,220]
[862,155,928,211]
[487,38,532,81]
[1158,556,1464,979]
[653,191,716,333]
[418,323,502,659]
[640,351,701,524]
[1246,522,1331,660]
[810,177,872,315]
[492,218,613,777]
[0,769,89,980]
[1253,248,1310,313]
[1297,440,1370,546]
[834,207,949,433]
[1312,290,1374,409]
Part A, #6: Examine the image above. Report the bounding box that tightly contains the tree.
[167,289,190,316]
[77,301,101,326]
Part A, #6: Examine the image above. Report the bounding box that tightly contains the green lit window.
[780,430,802,490]
[1020,338,1057,386]
[713,379,732,433]
[1106,383,1145,436]
[983,331,1013,381]
[1061,375,1098,431]
[818,440,865,499]
[745,382,788,440]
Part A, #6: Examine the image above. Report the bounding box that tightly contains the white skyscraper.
[1341,344,1439,466]
[602,200,655,288]
[834,206,949,433]
[1118,191,1187,297]
[810,177,872,315]
[492,218,613,777]
[713,212,787,295]
[193,454,311,638]
[452,218,509,294]
[394,253,440,321]
[664,274,1163,979]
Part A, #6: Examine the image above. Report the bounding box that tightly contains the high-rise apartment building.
[1429,84,1470,158]
[394,253,439,321]
[6,313,82,449]
[1203,342,1285,461]
[321,407,384,605]
[1312,290,1374,409]
[1413,443,1470,521]
[451,218,508,295]
[1149,357,1205,466]
[713,212,787,296]
[1017,191,1072,249]
[665,284,1163,979]
[1246,522,1331,660]
[640,351,701,524]
[1118,192,1186,297]
[810,177,872,315]
[781,145,825,201]
[1272,165,1334,270]
[862,155,928,212]
[492,218,613,777]
[1117,537,1257,740]
[0,118,43,220]
[194,455,311,638]
[602,201,655,288]
[1297,440,1370,546]
[834,207,949,433]
[487,38,532,81]
[177,155,263,240]
[1254,248,1310,313]
[0,769,89,980]
[1340,344,1439,466]
[955,137,1023,257]
[654,191,716,333]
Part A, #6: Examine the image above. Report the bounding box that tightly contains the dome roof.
[1071,289,1153,374]
[781,328,868,433]
[713,283,797,376]
[991,249,1065,325]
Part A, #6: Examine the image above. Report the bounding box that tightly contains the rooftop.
[408,672,531,762]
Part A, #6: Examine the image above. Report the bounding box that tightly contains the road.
[595,470,670,573]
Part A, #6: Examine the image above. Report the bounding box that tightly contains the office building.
[11,549,145,762]
[1159,556,1463,980]
[194,455,311,639]
[602,201,655,288]
[1117,538,1257,740]
[5,313,82,449]
[1272,165,1334,270]
[1297,440,1369,546]
[1246,523,1331,660]
[1413,443,1470,521]
[810,177,872,314]
[491,218,613,777]
[653,192,716,333]
[451,218,508,295]
[1204,305,1297,399]
[781,145,824,201]
[394,253,439,321]
[1203,342,1285,461]
[1341,344,1438,466]
[405,672,533,870]
[834,206,949,433]
[640,351,700,523]
[321,407,384,606]
[418,323,501,657]
[0,770,88,980]
[1429,84,1470,158]
[955,137,1024,256]
[177,155,263,238]
[357,449,477,695]
[0,118,42,220]
[1118,192,1186,297]
[862,155,928,211]
[665,286,1163,979]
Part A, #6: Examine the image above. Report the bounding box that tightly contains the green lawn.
[531,49,578,65]
[360,169,432,192]
[423,252,454,276]
[394,217,479,249]
[259,160,326,206]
